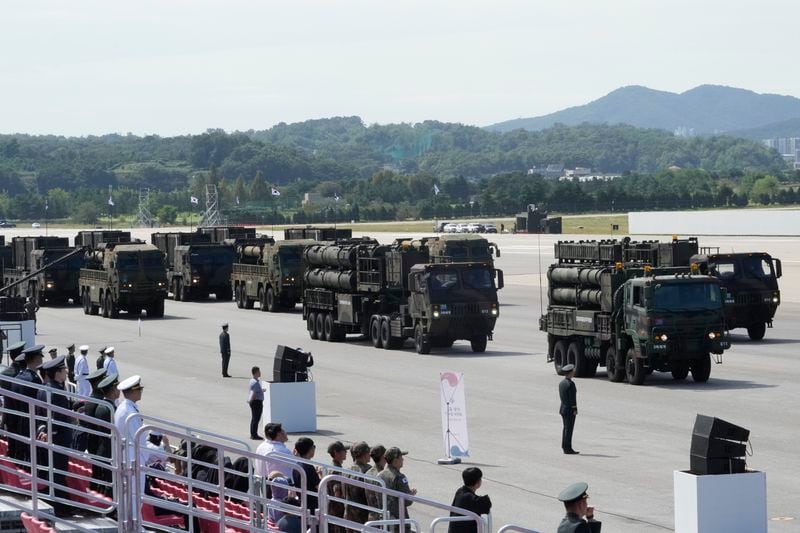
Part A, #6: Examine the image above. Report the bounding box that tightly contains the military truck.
[691,251,782,340]
[197,226,257,244]
[151,232,235,301]
[540,239,730,385]
[284,227,352,241]
[2,236,82,305]
[302,239,503,353]
[423,234,500,265]
[231,238,313,312]
[78,231,167,318]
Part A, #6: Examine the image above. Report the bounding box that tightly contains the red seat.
[142,502,185,529]
[30,516,51,532]
[20,512,35,533]
[84,489,113,510]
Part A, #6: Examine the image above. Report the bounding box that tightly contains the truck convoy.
[231,237,313,312]
[78,231,167,318]
[2,236,83,305]
[302,237,503,353]
[540,238,731,385]
[151,232,235,301]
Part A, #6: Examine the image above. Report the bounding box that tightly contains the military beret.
[562,364,575,373]
[41,354,66,371]
[118,375,143,391]
[327,441,350,456]
[104,346,115,355]
[384,447,408,462]
[558,481,589,503]
[7,341,27,355]
[98,373,119,390]
[79,345,89,352]
[87,367,107,382]
[351,441,370,459]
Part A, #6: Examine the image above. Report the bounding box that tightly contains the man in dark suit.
[557,481,601,532]
[448,467,492,533]
[11,345,45,462]
[219,323,231,377]
[559,364,579,454]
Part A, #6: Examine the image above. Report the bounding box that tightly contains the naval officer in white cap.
[114,375,156,493]
[102,347,118,376]
[74,345,92,397]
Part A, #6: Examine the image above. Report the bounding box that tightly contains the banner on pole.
[439,371,469,458]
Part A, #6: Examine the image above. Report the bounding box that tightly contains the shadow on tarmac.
[428,349,530,358]
[604,373,778,390]
[729,336,799,345]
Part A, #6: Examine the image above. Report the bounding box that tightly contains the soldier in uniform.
[95,346,107,370]
[65,344,76,384]
[1,342,27,458]
[102,346,118,376]
[557,481,601,533]
[36,355,75,512]
[89,373,119,495]
[344,441,372,524]
[10,345,45,462]
[74,367,107,452]
[378,447,417,532]
[74,345,91,397]
[365,444,387,522]
[559,364,579,454]
[24,297,39,333]
[327,441,350,532]
[219,323,231,377]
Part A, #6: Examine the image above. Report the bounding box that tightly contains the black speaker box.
[690,454,746,475]
[690,435,747,458]
[273,345,308,383]
[692,415,749,443]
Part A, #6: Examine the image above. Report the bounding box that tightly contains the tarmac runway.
[32,231,800,532]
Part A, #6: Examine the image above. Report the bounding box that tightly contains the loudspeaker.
[273,345,309,383]
[692,415,750,443]
[690,455,746,475]
[690,435,747,458]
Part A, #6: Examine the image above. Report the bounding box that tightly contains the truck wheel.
[319,313,331,341]
[747,322,766,341]
[244,290,254,309]
[569,341,587,377]
[100,292,109,318]
[671,362,690,380]
[180,283,190,302]
[307,313,318,339]
[266,287,279,313]
[690,354,711,383]
[370,316,383,348]
[553,340,568,375]
[107,293,119,319]
[315,313,325,340]
[171,280,179,301]
[324,314,339,342]
[470,335,488,353]
[258,287,268,312]
[82,291,90,315]
[380,318,396,350]
[625,348,646,385]
[605,346,625,382]
[235,285,244,309]
[414,323,431,354]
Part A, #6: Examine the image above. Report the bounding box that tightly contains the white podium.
[264,381,317,433]
[674,470,767,533]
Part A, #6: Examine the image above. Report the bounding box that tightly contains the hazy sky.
[2,0,798,136]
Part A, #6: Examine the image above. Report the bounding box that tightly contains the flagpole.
[44,199,48,237]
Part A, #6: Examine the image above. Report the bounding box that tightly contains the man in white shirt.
[114,375,155,494]
[103,347,118,376]
[74,345,92,397]
[255,422,294,478]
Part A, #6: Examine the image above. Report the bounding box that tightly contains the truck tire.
[747,322,766,341]
[553,340,569,375]
[180,283,190,302]
[370,316,383,348]
[380,318,393,350]
[470,335,488,353]
[324,314,338,342]
[625,348,646,385]
[690,354,711,383]
[100,292,109,318]
[82,291,90,315]
[315,313,325,341]
[307,313,318,339]
[235,285,244,309]
[171,280,180,301]
[671,362,690,380]
[107,293,119,319]
[266,287,279,313]
[569,341,588,377]
[605,346,625,382]
[258,287,268,312]
[414,323,431,354]
[244,290,254,309]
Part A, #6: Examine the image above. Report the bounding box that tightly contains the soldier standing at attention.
[11,345,45,462]
[378,447,417,531]
[365,444,387,522]
[24,297,39,333]
[90,373,119,496]
[247,366,264,440]
[557,482,601,532]
[102,347,118,376]
[74,345,91,397]
[219,323,231,377]
[559,364,579,454]
[65,344,76,384]
[345,441,372,525]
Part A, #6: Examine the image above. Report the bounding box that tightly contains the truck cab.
[408,262,503,353]
[32,248,83,304]
[425,234,500,264]
[173,244,235,301]
[617,273,729,384]
[691,252,781,340]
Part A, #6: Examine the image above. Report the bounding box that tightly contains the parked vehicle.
[484,223,498,233]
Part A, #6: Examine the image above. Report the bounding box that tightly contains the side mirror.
[109,261,115,269]
[720,287,728,301]
[643,287,653,301]
[775,259,782,278]
[492,244,501,258]
[496,269,504,289]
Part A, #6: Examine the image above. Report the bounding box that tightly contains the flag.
[433,184,440,195]
[108,196,115,207]
[190,196,199,205]
[271,187,281,197]
[44,199,48,211]
[334,193,340,202]
[235,196,240,205]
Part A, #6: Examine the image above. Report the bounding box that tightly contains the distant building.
[764,138,800,166]
[527,164,564,179]
[302,192,324,206]
[674,126,696,137]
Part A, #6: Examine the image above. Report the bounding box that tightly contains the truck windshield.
[741,256,773,279]
[279,248,302,268]
[116,254,139,270]
[652,283,722,311]
[429,271,459,291]
[190,249,234,265]
[141,254,164,269]
[710,261,737,279]
[43,254,83,270]
[461,268,494,289]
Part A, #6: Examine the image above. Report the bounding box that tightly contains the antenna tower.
[134,188,155,227]
[199,184,222,227]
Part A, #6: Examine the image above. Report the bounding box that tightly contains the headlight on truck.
[490,304,498,316]
[708,332,720,339]
[158,282,164,287]
[46,282,54,289]
[656,333,668,341]
[772,296,779,303]
[192,278,200,284]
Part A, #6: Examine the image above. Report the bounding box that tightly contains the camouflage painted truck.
[540,238,730,385]
[231,238,313,312]
[302,238,503,353]
[78,231,167,318]
[3,236,82,305]
[151,232,235,301]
